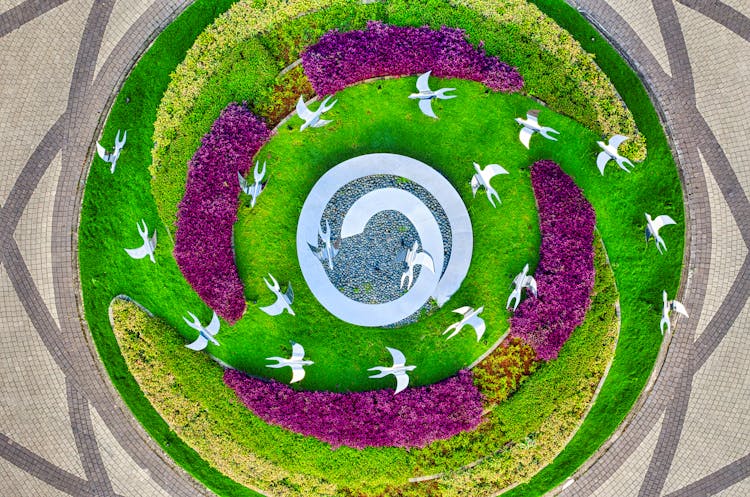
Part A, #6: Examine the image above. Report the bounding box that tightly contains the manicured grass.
[79,0,683,495]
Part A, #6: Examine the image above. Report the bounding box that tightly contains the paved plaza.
[0,0,748,495]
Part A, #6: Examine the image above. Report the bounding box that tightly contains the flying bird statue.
[183,311,220,351]
[308,219,341,270]
[259,273,295,316]
[507,263,538,311]
[660,290,688,335]
[296,95,337,131]
[266,341,314,384]
[124,219,157,263]
[408,70,456,119]
[368,347,416,395]
[645,213,677,254]
[443,306,486,341]
[514,110,560,149]
[96,129,127,174]
[596,134,634,175]
[238,161,266,208]
[400,241,435,290]
[471,162,509,208]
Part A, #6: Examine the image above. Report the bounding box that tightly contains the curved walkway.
[0,1,747,496]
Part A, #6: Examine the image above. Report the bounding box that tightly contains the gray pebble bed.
[316,174,453,327]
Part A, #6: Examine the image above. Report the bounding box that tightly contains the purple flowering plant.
[224,369,484,450]
[510,160,596,360]
[174,103,271,323]
[302,21,524,96]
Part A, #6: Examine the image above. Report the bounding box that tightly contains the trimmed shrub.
[174,103,271,323]
[510,160,596,360]
[301,21,523,95]
[224,369,484,450]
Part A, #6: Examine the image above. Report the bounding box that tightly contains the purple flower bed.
[509,160,596,361]
[302,21,523,96]
[224,369,484,449]
[174,103,271,323]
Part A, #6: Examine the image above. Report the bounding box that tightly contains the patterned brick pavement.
[0,1,747,496]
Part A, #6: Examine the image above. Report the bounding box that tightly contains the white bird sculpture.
[296,95,337,131]
[471,162,509,208]
[660,290,688,335]
[238,161,266,208]
[266,341,314,384]
[596,134,634,175]
[259,273,295,316]
[507,263,538,311]
[514,110,559,149]
[408,71,456,119]
[368,347,416,394]
[443,306,486,341]
[400,241,435,290]
[183,311,220,351]
[645,213,677,254]
[308,219,341,270]
[96,129,127,173]
[124,219,157,263]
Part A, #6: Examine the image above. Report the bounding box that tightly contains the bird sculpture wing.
[608,134,629,149]
[284,282,294,305]
[95,142,110,162]
[289,365,306,384]
[290,342,305,361]
[259,298,285,316]
[412,252,435,273]
[527,109,541,120]
[206,312,220,336]
[296,96,315,121]
[525,276,538,297]
[670,300,689,317]
[470,174,481,197]
[310,118,332,128]
[124,244,150,260]
[415,71,432,93]
[518,127,534,149]
[653,215,677,231]
[387,347,407,367]
[149,229,157,252]
[238,172,250,193]
[394,372,410,394]
[185,335,208,351]
[596,151,611,175]
[418,99,437,118]
[453,306,472,316]
[466,315,486,341]
[483,164,509,178]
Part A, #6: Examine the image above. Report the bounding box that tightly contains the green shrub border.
[79,0,681,496]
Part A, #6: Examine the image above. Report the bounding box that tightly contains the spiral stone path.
[0,0,748,496]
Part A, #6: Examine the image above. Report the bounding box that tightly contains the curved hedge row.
[302,21,523,95]
[510,160,596,360]
[174,103,271,323]
[225,369,483,450]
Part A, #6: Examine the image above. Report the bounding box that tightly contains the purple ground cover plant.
[224,369,484,449]
[302,21,524,96]
[174,103,271,323]
[509,160,596,361]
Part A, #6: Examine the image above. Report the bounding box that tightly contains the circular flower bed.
[79,1,684,496]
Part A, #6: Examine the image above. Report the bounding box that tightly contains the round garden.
[79,1,685,496]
